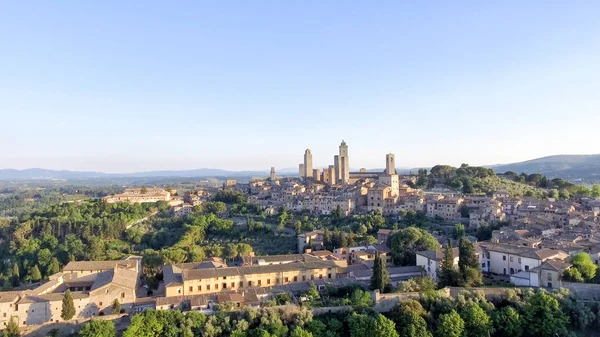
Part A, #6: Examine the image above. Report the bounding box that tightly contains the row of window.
[181,274,333,294]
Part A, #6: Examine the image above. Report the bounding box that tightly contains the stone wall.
[311,306,353,316]
[371,289,451,313]
[563,282,600,301]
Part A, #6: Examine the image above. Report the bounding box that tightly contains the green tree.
[458,237,482,286]
[571,252,597,281]
[61,289,76,321]
[350,289,373,308]
[47,257,61,275]
[370,252,390,292]
[388,227,439,266]
[112,298,121,314]
[372,314,399,337]
[522,290,568,337]
[11,263,20,287]
[4,316,20,337]
[303,282,320,300]
[548,189,559,199]
[591,184,600,198]
[436,310,464,337]
[291,327,313,337]
[295,221,303,235]
[29,265,42,282]
[453,223,465,239]
[397,277,436,293]
[439,241,458,287]
[390,300,432,337]
[492,306,523,337]
[563,267,584,282]
[460,302,492,337]
[78,320,116,337]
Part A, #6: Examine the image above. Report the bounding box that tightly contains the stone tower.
[304,149,313,178]
[338,140,350,185]
[385,153,396,175]
[270,167,276,181]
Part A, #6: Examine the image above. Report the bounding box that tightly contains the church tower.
[270,167,276,181]
[385,153,396,175]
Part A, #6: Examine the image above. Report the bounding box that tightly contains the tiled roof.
[63,260,136,272]
[18,292,89,304]
[182,260,338,281]
[91,268,138,292]
[0,291,22,303]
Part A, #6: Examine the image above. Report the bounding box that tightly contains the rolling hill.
[491,154,600,181]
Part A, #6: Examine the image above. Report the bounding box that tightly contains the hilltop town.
[2,141,600,336]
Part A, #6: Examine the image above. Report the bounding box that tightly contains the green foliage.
[458,238,483,287]
[492,306,523,337]
[522,290,568,337]
[570,252,597,281]
[459,302,492,337]
[290,327,313,337]
[563,267,584,282]
[370,252,390,292]
[397,277,436,293]
[436,310,464,337]
[348,313,398,337]
[29,265,41,282]
[452,224,465,239]
[389,300,432,337]
[3,316,20,337]
[78,320,116,337]
[61,290,76,321]
[111,298,121,315]
[214,190,247,204]
[349,289,373,308]
[388,227,439,266]
[439,241,458,287]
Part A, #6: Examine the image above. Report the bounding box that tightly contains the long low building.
[163,254,341,297]
[0,257,141,327]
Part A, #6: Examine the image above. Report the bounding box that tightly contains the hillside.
[491,154,600,181]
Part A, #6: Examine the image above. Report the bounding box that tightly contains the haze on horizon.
[1,1,599,174]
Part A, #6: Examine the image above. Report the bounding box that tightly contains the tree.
[11,263,20,287]
[47,257,61,275]
[559,189,571,200]
[61,289,76,321]
[458,237,482,286]
[570,252,597,281]
[436,310,464,337]
[492,306,523,337]
[522,290,568,337]
[370,252,390,292]
[302,282,320,301]
[548,189,559,199]
[295,221,303,235]
[453,224,465,239]
[350,289,373,308]
[397,277,436,293]
[390,300,432,337]
[29,265,42,282]
[563,267,584,282]
[112,298,121,314]
[439,241,458,287]
[388,227,439,266]
[290,327,313,337]
[4,316,20,337]
[460,302,491,337]
[79,320,116,337]
[372,314,399,337]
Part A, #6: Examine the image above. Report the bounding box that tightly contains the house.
[510,260,572,288]
[416,248,460,281]
[478,242,569,276]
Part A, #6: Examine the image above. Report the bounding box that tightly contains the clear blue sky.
[1,1,599,173]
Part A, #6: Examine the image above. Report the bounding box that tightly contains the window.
[481,263,485,268]
[328,274,332,279]
[239,282,244,288]
[267,279,271,285]
[293,276,297,282]
[284,277,289,283]
[215,284,219,290]
[198,286,202,291]
[223,276,227,280]
[189,286,193,292]
[302,276,306,281]
[223,283,227,289]
[121,292,125,298]
[248,281,252,286]
[258,280,262,286]
[319,274,323,279]
[510,257,514,262]
[207,285,210,290]
[503,255,506,261]
[99,302,103,306]
[525,265,529,271]
[231,282,235,288]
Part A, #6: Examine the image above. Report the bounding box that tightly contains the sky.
[1,1,599,173]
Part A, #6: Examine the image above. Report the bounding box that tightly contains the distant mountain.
[0,168,272,180]
[491,154,600,181]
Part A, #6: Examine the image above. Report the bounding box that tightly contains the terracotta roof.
[91,268,138,292]
[0,291,22,303]
[18,292,89,304]
[182,260,338,281]
[63,260,136,272]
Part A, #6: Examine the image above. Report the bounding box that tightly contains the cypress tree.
[47,258,61,275]
[4,316,20,337]
[458,237,483,286]
[439,241,457,287]
[370,252,390,292]
[112,298,121,315]
[61,289,76,320]
[30,265,42,282]
[11,263,20,287]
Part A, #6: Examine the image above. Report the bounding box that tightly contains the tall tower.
[334,155,340,184]
[299,164,305,177]
[270,167,276,181]
[385,153,396,175]
[304,149,313,178]
[339,140,350,185]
